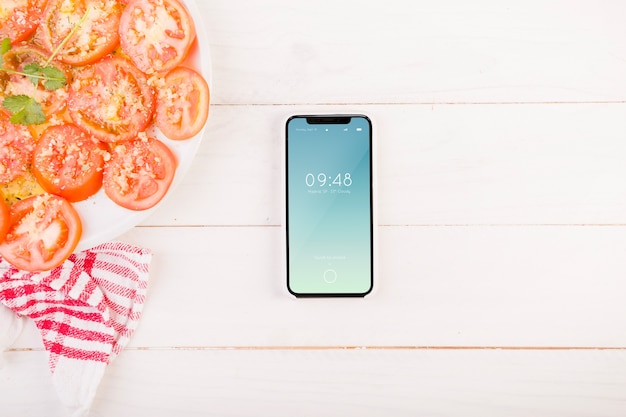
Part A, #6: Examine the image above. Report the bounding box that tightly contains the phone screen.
[285,115,373,297]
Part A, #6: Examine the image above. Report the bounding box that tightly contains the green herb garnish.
[22,62,67,90]
[0,7,91,125]
[3,95,46,125]
[0,43,67,92]
[0,38,11,64]
[0,41,66,126]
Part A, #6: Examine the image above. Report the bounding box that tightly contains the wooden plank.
[197,0,626,104]
[2,348,626,417]
[146,103,626,227]
[12,225,626,348]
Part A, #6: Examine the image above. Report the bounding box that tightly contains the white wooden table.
[3,0,626,415]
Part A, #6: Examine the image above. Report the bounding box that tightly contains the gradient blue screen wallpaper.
[286,115,372,296]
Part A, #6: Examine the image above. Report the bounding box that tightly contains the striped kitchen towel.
[0,241,151,417]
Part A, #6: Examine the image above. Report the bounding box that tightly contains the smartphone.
[285,114,373,297]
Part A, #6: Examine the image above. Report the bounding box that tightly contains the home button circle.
[323,269,337,283]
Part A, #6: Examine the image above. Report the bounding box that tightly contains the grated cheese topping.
[110,139,159,196]
[7,194,66,254]
[0,0,27,21]
[128,0,180,52]
[51,0,121,60]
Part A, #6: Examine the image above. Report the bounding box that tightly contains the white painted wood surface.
[3,0,626,415]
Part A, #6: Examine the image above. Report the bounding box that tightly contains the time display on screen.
[305,173,352,187]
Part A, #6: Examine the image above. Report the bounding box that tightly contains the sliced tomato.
[0,44,68,117]
[119,0,196,74]
[103,136,176,211]
[0,113,36,184]
[38,0,122,66]
[32,123,108,202]
[0,0,47,44]
[0,194,82,271]
[0,197,9,243]
[68,55,155,143]
[156,66,209,140]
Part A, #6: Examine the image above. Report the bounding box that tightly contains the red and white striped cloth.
[0,242,151,416]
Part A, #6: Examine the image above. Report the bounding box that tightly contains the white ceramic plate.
[74,0,211,251]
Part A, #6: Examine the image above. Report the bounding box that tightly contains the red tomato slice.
[0,113,36,184]
[0,45,69,117]
[0,197,9,243]
[0,194,82,271]
[103,136,177,211]
[32,124,108,202]
[156,66,209,140]
[68,56,155,143]
[38,0,123,66]
[119,0,196,74]
[0,0,47,44]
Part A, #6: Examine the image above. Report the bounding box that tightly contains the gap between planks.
[134,224,626,228]
[209,101,626,107]
[7,346,626,352]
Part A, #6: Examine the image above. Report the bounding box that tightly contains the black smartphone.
[285,115,374,297]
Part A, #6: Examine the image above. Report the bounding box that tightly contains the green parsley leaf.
[22,62,42,86]
[2,95,46,125]
[22,62,66,90]
[40,66,66,90]
[0,38,10,55]
[0,38,11,68]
